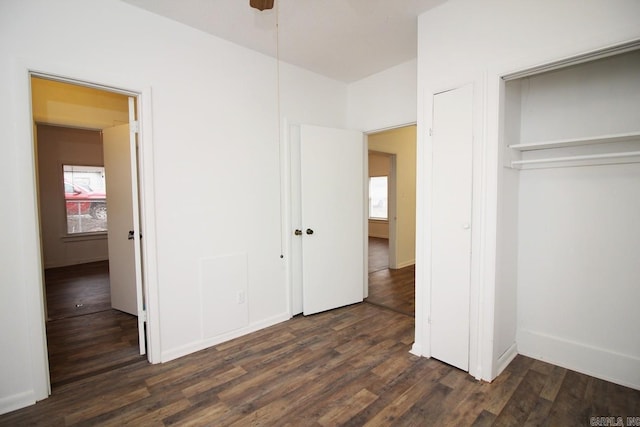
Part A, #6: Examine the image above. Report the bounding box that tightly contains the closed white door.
[299,124,365,315]
[103,110,145,354]
[430,85,473,371]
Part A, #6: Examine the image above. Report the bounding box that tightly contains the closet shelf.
[511,150,640,167]
[508,131,640,151]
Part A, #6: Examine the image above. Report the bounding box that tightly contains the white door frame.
[18,65,160,401]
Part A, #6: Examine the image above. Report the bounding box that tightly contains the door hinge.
[140,310,147,322]
[131,121,140,133]
[429,128,433,136]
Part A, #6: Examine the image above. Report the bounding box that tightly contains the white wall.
[416,0,640,383]
[0,0,347,414]
[347,59,417,132]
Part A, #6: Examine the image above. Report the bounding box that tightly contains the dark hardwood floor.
[44,261,112,321]
[3,302,639,426]
[43,261,143,388]
[367,237,415,317]
[47,310,142,388]
[368,237,390,273]
[4,250,637,425]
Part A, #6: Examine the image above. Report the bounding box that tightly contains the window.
[63,165,107,234]
[369,176,388,220]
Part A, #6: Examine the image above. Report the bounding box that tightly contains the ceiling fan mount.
[250,0,275,11]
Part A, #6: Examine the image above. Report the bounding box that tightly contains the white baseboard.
[45,256,108,269]
[394,259,415,269]
[0,390,36,416]
[410,342,424,357]
[368,232,389,239]
[495,342,518,378]
[161,312,291,363]
[518,329,640,390]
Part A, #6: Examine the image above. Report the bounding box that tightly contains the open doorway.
[31,76,146,389]
[365,125,416,316]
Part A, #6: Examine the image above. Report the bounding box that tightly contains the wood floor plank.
[362,372,439,426]
[547,369,591,424]
[318,388,379,426]
[491,369,547,426]
[539,364,567,402]
[112,398,192,427]
[471,409,498,427]
[396,382,452,426]
[482,371,525,416]
[523,397,553,427]
[63,387,150,425]
[181,366,248,398]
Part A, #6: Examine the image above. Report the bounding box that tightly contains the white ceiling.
[121,0,446,83]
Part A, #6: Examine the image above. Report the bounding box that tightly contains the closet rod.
[512,150,640,166]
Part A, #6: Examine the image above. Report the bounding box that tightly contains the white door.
[103,100,145,355]
[299,124,365,315]
[430,85,473,371]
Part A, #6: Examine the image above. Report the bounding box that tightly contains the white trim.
[364,121,417,135]
[0,391,37,416]
[394,259,415,269]
[501,39,640,81]
[13,57,51,405]
[495,342,518,379]
[136,86,162,363]
[281,118,293,318]
[409,342,423,357]
[478,70,501,382]
[363,137,370,298]
[518,329,640,391]
[29,71,139,97]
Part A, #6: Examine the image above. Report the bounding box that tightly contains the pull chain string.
[276,0,284,258]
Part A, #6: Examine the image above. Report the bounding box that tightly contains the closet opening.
[496,41,640,389]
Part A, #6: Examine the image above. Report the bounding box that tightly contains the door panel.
[300,124,365,315]
[127,97,146,356]
[103,124,138,317]
[430,85,473,371]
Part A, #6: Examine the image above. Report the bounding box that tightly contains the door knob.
[128,230,142,240]
[306,228,314,235]
[294,229,302,236]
